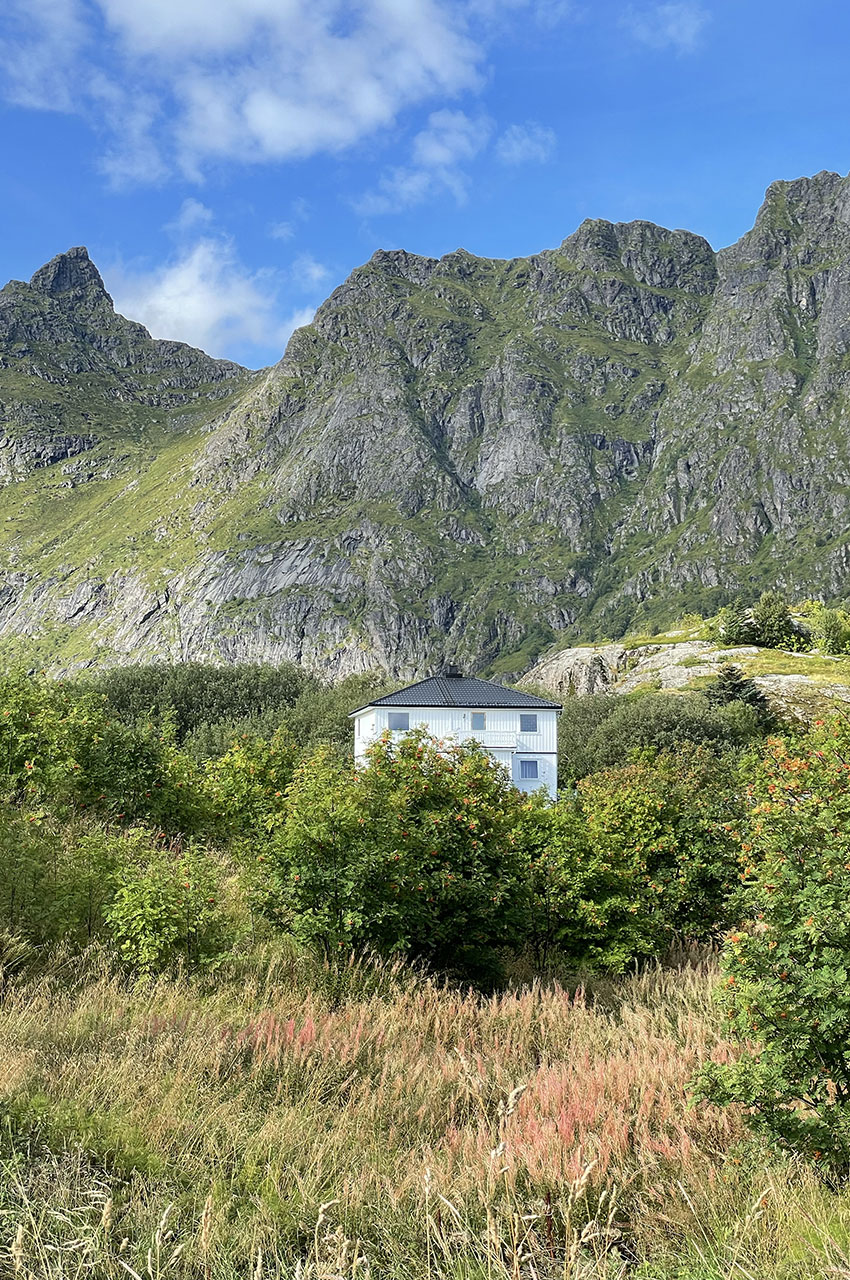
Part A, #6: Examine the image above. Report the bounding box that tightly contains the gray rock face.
[3,176,850,677]
[526,641,762,696]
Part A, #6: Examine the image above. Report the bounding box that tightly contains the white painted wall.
[352,704,559,798]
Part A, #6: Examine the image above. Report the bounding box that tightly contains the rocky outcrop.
[525,639,850,717]
[525,640,761,695]
[3,175,850,677]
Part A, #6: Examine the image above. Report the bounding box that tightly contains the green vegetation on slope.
[0,658,850,1273]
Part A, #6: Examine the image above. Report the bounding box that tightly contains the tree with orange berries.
[693,715,850,1169]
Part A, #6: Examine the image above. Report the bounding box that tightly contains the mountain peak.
[29,246,109,300]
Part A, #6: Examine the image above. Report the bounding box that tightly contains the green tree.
[554,694,621,785]
[715,599,756,646]
[578,691,762,775]
[750,591,799,650]
[0,671,206,833]
[705,663,773,722]
[693,717,850,1170]
[204,727,299,837]
[810,606,850,656]
[512,793,655,972]
[578,747,741,946]
[89,661,316,743]
[280,672,392,752]
[269,732,524,982]
[105,840,233,974]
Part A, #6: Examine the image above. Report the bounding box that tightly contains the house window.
[387,712,410,731]
[471,712,486,731]
[520,759,539,780]
[520,713,538,733]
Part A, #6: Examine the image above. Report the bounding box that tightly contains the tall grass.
[1,949,849,1278]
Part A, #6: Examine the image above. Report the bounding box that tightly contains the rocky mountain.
[3,171,850,678]
[526,636,850,719]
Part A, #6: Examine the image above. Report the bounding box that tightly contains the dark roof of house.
[350,675,561,715]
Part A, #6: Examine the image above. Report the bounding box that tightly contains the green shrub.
[268,732,524,982]
[512,792,656,972]
[750,591,803,650]
[204,727,299,837]
[578,748,742,948]
[0,672,206,833]
[88,662,316,743]
[555,694,621,784]
[578,691,762,774]
[105,839,234,974]
[280,672,392,751]
[0,810,162,949]
[0,804,67,942]
[693,717,850,1170]
[809,605,850,656]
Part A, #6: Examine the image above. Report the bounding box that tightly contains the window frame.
[470,711,487,732]
[387,711,410,732]
[519,713,539,734]
[519,759,539,780]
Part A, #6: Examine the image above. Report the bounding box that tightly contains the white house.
[350,667,562,798]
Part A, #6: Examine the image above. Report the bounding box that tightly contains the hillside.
[3,171,850,677]
[525,629,850,717]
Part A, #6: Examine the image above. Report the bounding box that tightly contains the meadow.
[2,630,850,1278]
[6,948,850,1280]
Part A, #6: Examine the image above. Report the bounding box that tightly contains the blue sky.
[2,0,848,368]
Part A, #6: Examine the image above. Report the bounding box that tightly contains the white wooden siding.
[352,704,558,798]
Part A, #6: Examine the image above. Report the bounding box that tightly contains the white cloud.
[0,0,89,112]
[166,198,214,235]
[0,0,494,181]
[496,121,556,165]
[356,109,492,215]
[466,0,573,24]
[268,198,310,242]
[291,254,331,289]
[107,237,295,360]
[623,2,709,53]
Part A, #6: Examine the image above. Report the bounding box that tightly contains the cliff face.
[3,172,850,678]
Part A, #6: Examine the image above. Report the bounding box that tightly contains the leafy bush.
[806,604,850,656]
[0,804,68,942]
[204,728,299,837]
[0,672,91,803]
[0,672,206,832]
[268,732,525,981]
[693,718,850,1170]
[576,691,762,775]
[750,591,802,650]
[555,694,621,784]
[89,662,316,743]
[512,793,656,972]
[279,672,392,751]
[578,748,741,946]
[105,839,235,974]
[0,810,173,949]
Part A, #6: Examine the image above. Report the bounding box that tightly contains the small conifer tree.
[715,599,755,645]
[705,662,772,721]
[750,591,798,650]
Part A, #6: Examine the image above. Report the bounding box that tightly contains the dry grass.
[0,948,849,1278]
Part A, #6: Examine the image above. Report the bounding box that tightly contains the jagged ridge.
[2,173,850,678]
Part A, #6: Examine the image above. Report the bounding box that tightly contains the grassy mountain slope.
[3,175,850,677]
